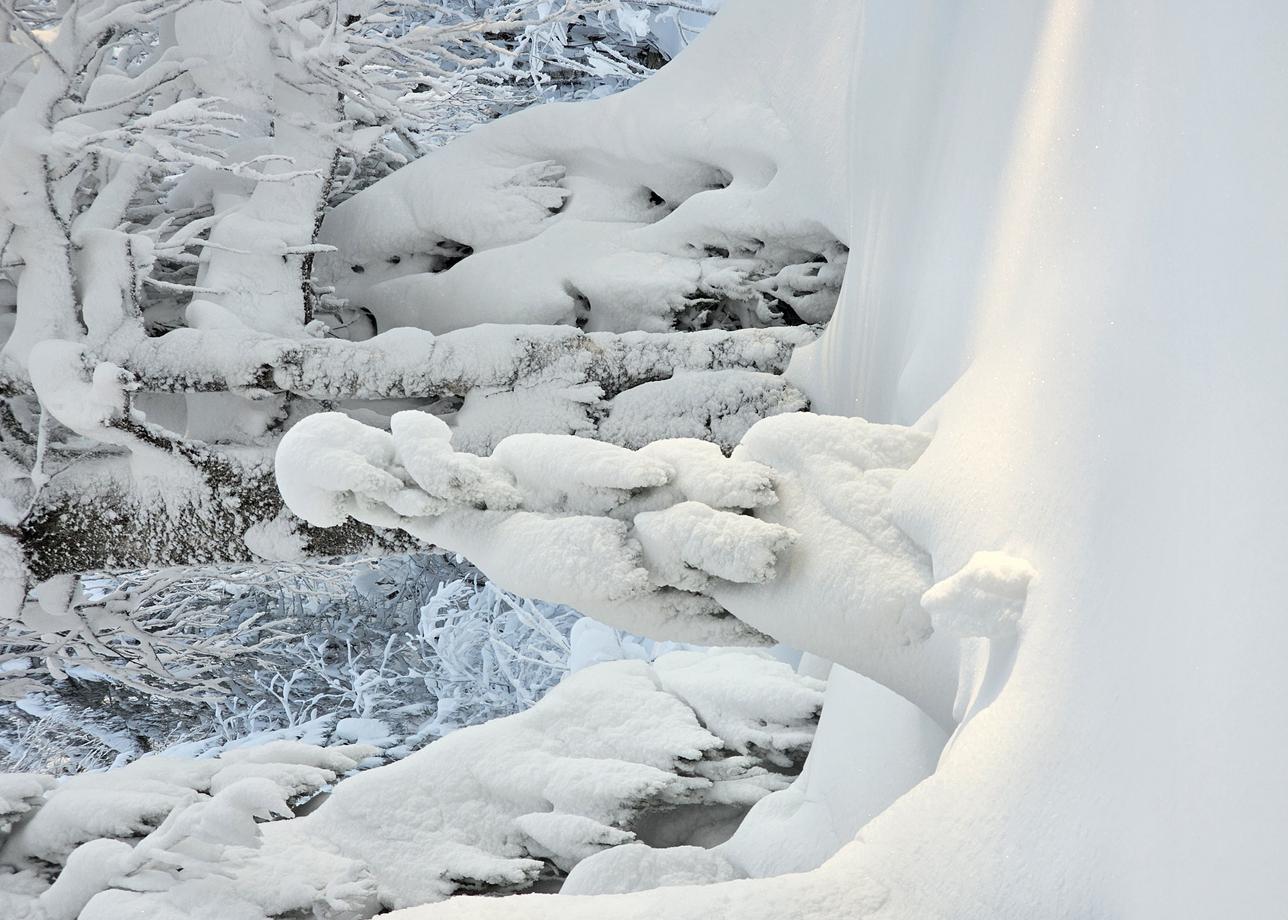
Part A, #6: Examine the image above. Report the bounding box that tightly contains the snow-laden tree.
[0,0,821,701]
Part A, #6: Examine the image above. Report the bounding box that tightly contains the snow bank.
[252,651,818,911]
[561,844,741,896]
[0,650,818,918]
[563,665,945,896]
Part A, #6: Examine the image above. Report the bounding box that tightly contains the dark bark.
[19,448,411,580]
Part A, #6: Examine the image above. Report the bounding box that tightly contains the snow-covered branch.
[116,323,816,400]
[276,409,961,725]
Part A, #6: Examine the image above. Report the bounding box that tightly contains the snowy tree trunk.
[18,451,394,581]
[0,68,82,374]
[5,324,812,582]
[173,0,339,336]
[111,324,816,399]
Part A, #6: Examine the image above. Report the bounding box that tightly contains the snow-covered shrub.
[1,554,581,773]
[413,576,578,735]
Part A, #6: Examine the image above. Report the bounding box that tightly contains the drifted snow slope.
[381,0,1288,917]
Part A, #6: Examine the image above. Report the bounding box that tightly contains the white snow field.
[286,0,1288,918]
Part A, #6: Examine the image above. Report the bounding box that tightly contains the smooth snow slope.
[851,3,1288,915]
[388,0,1288,917]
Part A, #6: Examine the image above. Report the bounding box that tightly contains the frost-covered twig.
[0,554,583,769]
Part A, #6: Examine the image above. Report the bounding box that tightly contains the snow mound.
[251,651,818,911]
[15,650,818,917]
[317,108,848,337]
[562,844,741,895]
[921,551,1036,639]
[653,650,822,769]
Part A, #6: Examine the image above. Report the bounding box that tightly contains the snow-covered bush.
[1,554,582,773]
[412,575,578,735]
